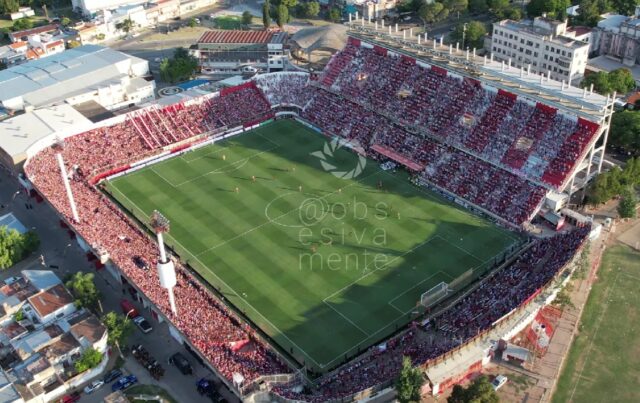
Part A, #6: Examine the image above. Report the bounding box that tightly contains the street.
[0,170,240,403]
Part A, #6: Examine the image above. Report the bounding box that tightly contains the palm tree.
[116,18,135,34]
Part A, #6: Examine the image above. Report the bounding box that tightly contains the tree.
[61,17,71,27]
[610,111,640,154]
[576,0,610,27]
[96,33,105,40]
[299,1,320,18]
[115,18,134,34]
[263,0,271,28]
[469,0,489,14]
[242,10,253,25]
[445,0,469,13]
[419,2,449,25]
[280,0,298,8]
[618,187,638,218]
[276,4,288,28]
[188,17,197,27]
[0,227,39,270]
[612,0,637,16]
[74,348,104,373]
[12,18,34,31]
[0,0,20,14]
[487,0,509,11]
[448,375,499,403]
[580,68,635,95]
[526,0,570,20]
[102,312,134,353]
[395,356,424,403]
[328,7,341,22]
[159,47,198,83]
[451,21,487,49]
[65,272,100,310]
[499,6,522,19]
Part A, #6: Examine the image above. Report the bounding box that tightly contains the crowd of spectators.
[275,226,589,401]
[253,73,312,108]
[318,43,601,188]
[26,84,287,386]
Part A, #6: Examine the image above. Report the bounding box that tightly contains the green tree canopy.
[610,110,640,154]
[276,4,288,28]
[0,227,39,270]
[279,0,298,8]
[263,0,271,28]
[74,348,104,373]
[328,7,341,22]
[102,312,134,348]
[618,187,638,218]
[580,68,636,95]
[298,1,320,18]
[451,21,487,49]
[611,0,637,16]
[587,159,640,205]
[419,2,449,25]
[242,10,253,25]
[395,356,425,403]
[526,0,570,19]
[0,0,20,14]
[65,272,100,310]
[448,375,499,403]
[575,0,610,26]
[115,18,134,34]
[12,17,33,30]
[469,0,489,14]
[159,47,198,84]
[445,0,469,13]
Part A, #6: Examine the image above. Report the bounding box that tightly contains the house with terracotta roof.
[191,30,288,75]
[8,24,60,43]
[25,285,75,325]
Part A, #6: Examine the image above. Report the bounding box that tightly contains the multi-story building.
[490,18,590,82]
[191,30,288,75]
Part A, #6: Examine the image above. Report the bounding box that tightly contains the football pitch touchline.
[154,145,281,188]
[179,130,281,164]
[108,181,323,366]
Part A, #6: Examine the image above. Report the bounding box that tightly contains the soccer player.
[235,186,239,193]
[299,185,303,192]
[252,175,256,182]
[222,154,226,161]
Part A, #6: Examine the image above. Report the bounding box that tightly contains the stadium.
[21,21,606,402]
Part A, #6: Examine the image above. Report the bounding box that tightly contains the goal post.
[420,281,449,309]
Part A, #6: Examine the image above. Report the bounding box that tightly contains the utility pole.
[462,23,468,50]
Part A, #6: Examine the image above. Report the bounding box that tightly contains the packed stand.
[25,84,288,386]
[317,43,601,187]
[275,226,590,401]
[253,72,313,108]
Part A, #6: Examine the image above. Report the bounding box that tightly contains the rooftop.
[197,30,281,44]
[21,270,61,293]
[496,19,588,49]
[27,284,73,319]
[9,24,59,40]
[69,313,106,345]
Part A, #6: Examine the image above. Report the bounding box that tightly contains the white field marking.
[180,129,281,164]
[150,167,177,189]
[170,146,281,187]
[110,182,324,367]
[568,270,627,402]
[194,169,382,256]
[322,301,370,336]
[387,270,455,312]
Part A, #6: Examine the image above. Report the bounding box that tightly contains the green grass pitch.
[105,120,518,369]
[553,245,640,403]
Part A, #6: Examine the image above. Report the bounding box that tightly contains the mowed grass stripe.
[108,120,517,367]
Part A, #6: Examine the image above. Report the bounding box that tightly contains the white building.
[490,18,590,82]
[0,45,154,113]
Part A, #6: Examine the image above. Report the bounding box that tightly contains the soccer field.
[553,245,640,403]
[105,120,518,369]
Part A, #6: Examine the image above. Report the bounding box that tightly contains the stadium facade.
[11,22,605,402]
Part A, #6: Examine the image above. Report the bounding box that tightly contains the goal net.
[420,282,449,308]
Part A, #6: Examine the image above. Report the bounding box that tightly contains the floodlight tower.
[151,210,177,316]
[53,141,80,223]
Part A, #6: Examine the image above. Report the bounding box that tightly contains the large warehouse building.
[0,45,154,113]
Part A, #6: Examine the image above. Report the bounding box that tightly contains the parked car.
[197,378,223,401]
[169,352,193,375]
[492,374,508,391]
[103,369,123,383]
[83,380,104,394]
[59,392,80,403]
[133,316,153,333]
[111,375,138,392]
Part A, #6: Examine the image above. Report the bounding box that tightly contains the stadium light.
[151,210,178,315]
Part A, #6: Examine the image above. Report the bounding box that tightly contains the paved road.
[0,170,240,403]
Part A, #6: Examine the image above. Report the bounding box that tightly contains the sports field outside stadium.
[105,119,519,370]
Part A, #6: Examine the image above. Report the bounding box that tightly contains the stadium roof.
[0,104,92,165]
[197,30,281,44]
[291,25,348,53]
[0,45,146,109]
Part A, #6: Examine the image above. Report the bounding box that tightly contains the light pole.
[462,23,468,50]
[1,190,20,210]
